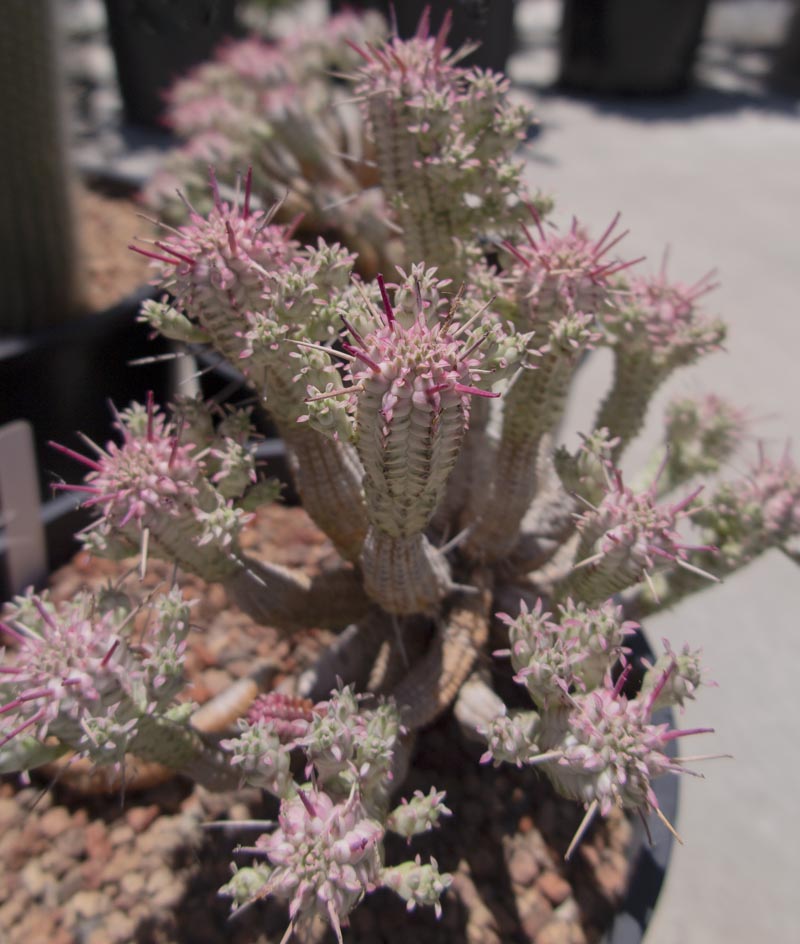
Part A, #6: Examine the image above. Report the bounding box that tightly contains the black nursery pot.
[103,0,238,128]
[0,285,173,506]
[602,627,680,944]
[559,0,711,94]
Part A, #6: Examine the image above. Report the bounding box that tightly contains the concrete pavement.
[511,3,800,942]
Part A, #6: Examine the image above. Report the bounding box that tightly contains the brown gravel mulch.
[75,182,153,314]
[1,504,632,944]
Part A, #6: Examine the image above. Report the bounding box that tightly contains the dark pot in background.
[0,285,174,505]
[559,0,711,94]
[602,628,679,944]
[330,0,516,73]
[103,0,238,128]
[773,0,800,95]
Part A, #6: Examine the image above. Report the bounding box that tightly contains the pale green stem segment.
[279,422,368,563]
[466,318,594,562]
[594,351,663,462]
[224,557,369,634]
[127,714,240,792]
[360,528,452,616]
[559,536,646,606]
[432,394,493,536]
[368,94,457,278]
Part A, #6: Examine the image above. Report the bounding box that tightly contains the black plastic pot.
[103,0,238,128]
[0,285,174,505]
[603,628,679,944]
[329,0,516,73]
[773,2,800,95]
[559,0,711,94]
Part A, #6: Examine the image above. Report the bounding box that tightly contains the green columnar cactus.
[3,12,798,941]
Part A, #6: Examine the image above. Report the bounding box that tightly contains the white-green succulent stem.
[280,421,368,562]
[187,260,268,367]
[360,528,452,615]
[125,714,240,791]
[594,350,664,462]
[225,559,370,633]
[356,369,468,540]
[466,322,592,562]
[431,394,493,535]
[562,533,648,606]
[112,483,241,583]
[367,94,454,276]
[349,304,483,612]
[97,484,358,632]
[239,331,369,562]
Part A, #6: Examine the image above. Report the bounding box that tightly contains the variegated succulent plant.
[3,10,799,942]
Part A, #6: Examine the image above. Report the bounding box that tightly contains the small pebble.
[537,871,572,905]
[125,804,160,833]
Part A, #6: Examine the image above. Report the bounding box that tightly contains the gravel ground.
[1,505,633,944]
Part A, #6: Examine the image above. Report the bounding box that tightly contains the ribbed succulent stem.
[136,506,241,583]
[128,715,239,791]
[594,352,663,461]
[280,421,368,562]
[390,579,491,730]
[225,557,368,634]
[192,293,252,367]
[432,395,493,535]
[466,341,583,562]
[0,0,82,331]
[360,528,452,615]
[367,96,456,277]
[560,538,644,606]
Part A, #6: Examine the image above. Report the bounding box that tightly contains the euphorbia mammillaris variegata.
[3,12,799,943]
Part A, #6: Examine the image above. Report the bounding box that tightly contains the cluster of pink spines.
[742,444,800,541]
[618,264,725,359]
[0,596,130,750]
[350,9,461,98]
[564,665,714,815]
[256,787,383,943]
[580,469,718,582]
[215,37,290,85]
[52,397,202,531]
[642,641,706,711]
[247,692,317,743]
[343,274,499,418]
[130,168,298,306]
[665,394,748,462]
[166,93,250,138]
[559,599,638,655]
[515,626,583,705]
[504,209,642,320]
